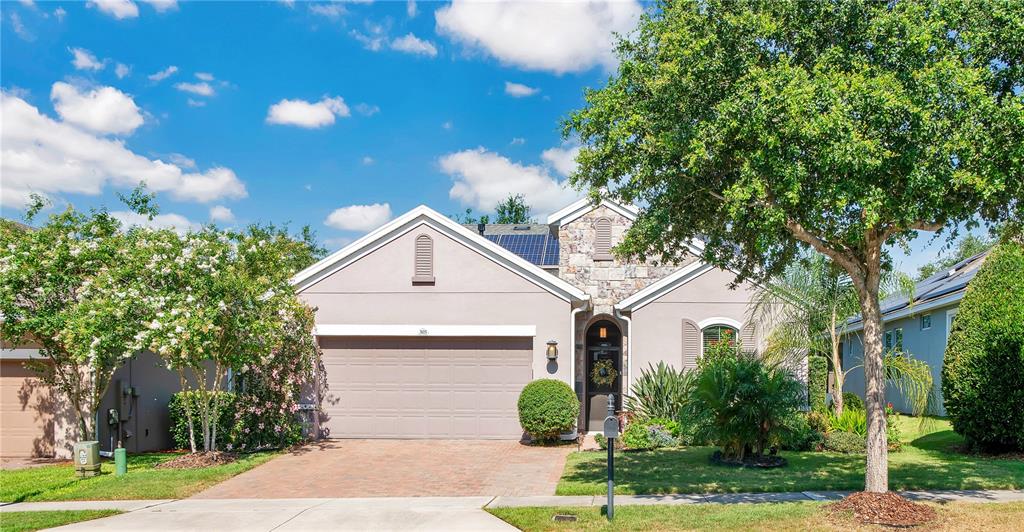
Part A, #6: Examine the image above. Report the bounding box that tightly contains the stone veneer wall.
[558,204,696,418]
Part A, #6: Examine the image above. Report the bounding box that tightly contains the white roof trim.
[615,260,715,312]
[291,205,589,302]
[546,197,639,226]
[843,292,962,334]
[314,324,536,337]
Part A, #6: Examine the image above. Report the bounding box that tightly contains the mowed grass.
[558,417,1024,495]
[488,501,1024,531]
[0,510,121,532]
[0,452,277,503]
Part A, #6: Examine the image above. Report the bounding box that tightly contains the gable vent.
[412,234,435,284]
[594,217,612,261]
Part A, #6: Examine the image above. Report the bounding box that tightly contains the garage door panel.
[321,336,533,439]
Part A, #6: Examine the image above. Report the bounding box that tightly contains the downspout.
[614,307,632,400]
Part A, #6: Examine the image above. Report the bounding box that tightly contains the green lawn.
[488,501,1024,531]
[0,510,121,532]
[0,452,277,503]
[558,417,1024,495]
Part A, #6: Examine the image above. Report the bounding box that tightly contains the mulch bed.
[709,450,787,468]
[827,491,937,527]
[153,451,238,469]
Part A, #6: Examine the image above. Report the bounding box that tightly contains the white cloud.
[510,137,525,145]
[440,147,578,216]
[504,81,539,98]
[391,33,437,57]
[209,205,234,222]
[53,7,67,21]
[350,19,389,51]
[141,0,177,12]
[70,47,105,71]
[88,0,139,20]
[111,211,198,233]
[309,2,345,20]
[541,144,581,176]
[361,156,375,165]
[147,65,178,82]
[187,98,206,107]
[354,103,380,116]
[435,0,642,74]
[1,91,247,209]
[174,81,214,96]
[266,96,349,128]
[406,0,416,18]
[194,72,214,81]
[324,203,392,232]
[167,153,196,168]
[115,63,130,79]
[10,12,34,41]
[50,82,144,135]
[441,120,453,130]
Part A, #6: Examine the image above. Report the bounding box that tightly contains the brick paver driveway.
[194,439,573,498]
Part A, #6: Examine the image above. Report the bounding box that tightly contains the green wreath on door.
[591,359,618,387]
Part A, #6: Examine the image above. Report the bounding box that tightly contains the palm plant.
[752,253,931,417]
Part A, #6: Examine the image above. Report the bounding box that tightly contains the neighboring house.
[1,198,777,455]
[841,251,990,416]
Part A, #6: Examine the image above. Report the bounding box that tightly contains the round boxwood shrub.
[942,241,1024,452]
[517,379,580,442]
[823,431,866,454]
[842,392,864,411]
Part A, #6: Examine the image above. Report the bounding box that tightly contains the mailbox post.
[602,393,619,520]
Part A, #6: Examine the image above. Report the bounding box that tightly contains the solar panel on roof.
[482,232,559,267]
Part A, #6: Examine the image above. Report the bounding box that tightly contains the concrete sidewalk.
[3,490,1021,531]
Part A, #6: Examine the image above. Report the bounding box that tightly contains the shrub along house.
[293,199,779,439]
[1,198,784,457]
[841,251,990,416]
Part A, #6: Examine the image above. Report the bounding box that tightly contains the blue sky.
[0,0,974,275]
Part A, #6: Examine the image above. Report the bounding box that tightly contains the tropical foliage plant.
[565,0,1022,491]
[624,362,693,422]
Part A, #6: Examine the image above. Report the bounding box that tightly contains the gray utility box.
[74,441,101,478]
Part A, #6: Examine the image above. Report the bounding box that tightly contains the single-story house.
[2,198,783,456]
[841,251,990,416]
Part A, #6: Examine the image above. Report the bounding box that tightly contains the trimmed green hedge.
[517,379,579,441]
[168,391,237,450]
[808,355,827,413]
[942,241,1024,452]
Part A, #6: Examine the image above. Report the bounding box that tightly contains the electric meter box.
[74,441,100,478]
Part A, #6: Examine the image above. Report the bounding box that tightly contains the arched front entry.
[584,319,622,431]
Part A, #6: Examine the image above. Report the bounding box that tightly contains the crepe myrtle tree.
[0,196,147,442]
[565,0,1022,492]
[128,222,320,453]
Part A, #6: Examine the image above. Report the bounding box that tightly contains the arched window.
[702,324,738,354]
[412,234,434,284]
[594,217,612,261]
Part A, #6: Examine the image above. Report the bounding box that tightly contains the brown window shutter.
[594,217,612,261]
[681,319,700,369]
[412,234,434,284]
[741,322,757,355]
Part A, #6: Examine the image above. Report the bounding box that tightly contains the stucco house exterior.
[293,199,770,438]
[840,251,989,416]
[1,197,777,456]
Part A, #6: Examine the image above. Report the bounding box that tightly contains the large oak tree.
[566,0,1022,492]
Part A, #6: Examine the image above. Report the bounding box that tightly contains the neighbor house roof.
[845,250,990,332]
[291,205,589,302]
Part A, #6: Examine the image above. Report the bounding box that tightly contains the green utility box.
[73,441,100,478]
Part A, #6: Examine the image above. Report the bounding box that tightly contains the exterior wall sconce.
[546,340,558,361]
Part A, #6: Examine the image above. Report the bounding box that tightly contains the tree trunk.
[855,265,888,493]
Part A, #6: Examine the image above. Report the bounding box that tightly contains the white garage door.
[319,336,533,439]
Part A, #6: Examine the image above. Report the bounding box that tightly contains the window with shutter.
[741,322,757,354]
[412,234,434,284]
[594,217,612,261]
[702,325,738,354]
[681,319,700,369]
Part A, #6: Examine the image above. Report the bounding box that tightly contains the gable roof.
[546,197,639,226]
[614,260,716,312]
[845,250,989,332]
[291,205,589,302]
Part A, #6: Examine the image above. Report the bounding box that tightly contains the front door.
[584,319,622,431]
